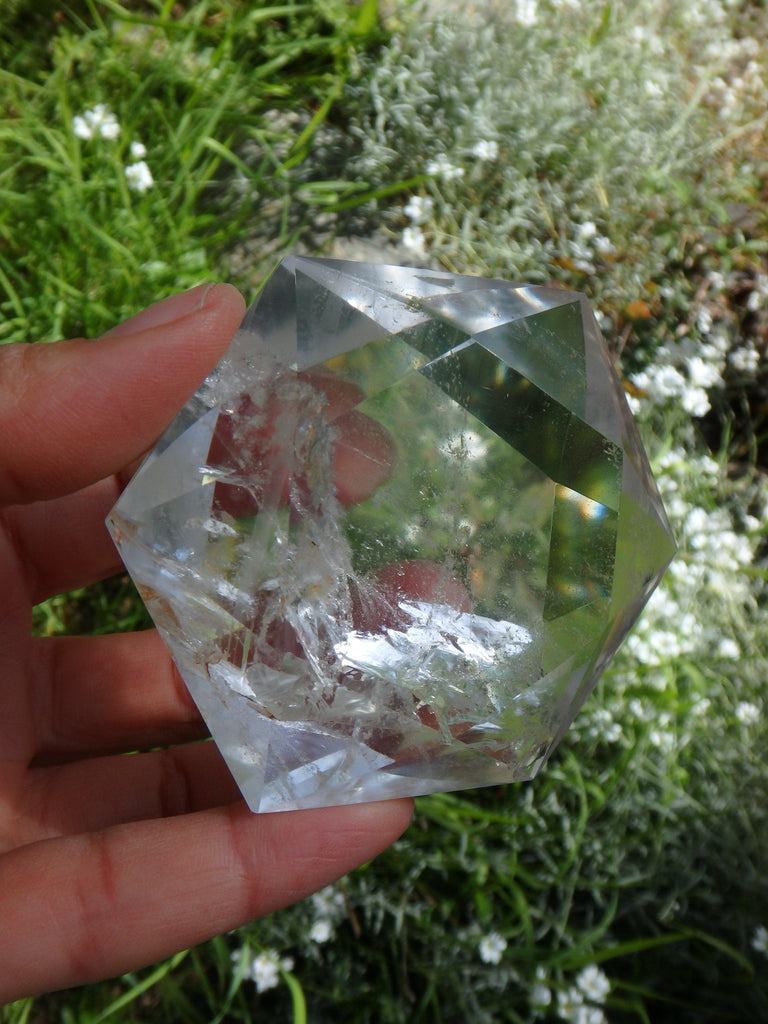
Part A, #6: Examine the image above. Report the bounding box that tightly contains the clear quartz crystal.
[107,258,675,812]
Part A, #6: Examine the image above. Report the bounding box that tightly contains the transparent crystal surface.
[107,258,675,812]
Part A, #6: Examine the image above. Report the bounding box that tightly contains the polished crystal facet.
[107,258,675,813]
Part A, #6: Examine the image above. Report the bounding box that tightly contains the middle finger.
[30,630,205,765]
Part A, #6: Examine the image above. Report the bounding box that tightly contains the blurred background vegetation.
[2,0,768,1021]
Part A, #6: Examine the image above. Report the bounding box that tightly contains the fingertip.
[334,409,397,506]
[102,282,245,341]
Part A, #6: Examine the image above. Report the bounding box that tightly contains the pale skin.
[0,283,414,1001]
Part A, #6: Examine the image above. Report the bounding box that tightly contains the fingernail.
[102,282,217,339]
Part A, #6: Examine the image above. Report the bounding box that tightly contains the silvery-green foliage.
[343,0,766,310]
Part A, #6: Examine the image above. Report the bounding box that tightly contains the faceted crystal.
[107,257,675,813]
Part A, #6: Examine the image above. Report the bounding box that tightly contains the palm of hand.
[0,284,412,1001]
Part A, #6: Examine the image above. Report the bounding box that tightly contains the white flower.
[250,950,294,993]
[309,919,334,943]
[558,985,607,1024]
[729,345,760,374]
[735,701,760,725]
[478,931,507,964]
[402,225,427,255]
[73,103,121,141]
[578,221,598,243]
[696,307,714,335]
[576,964,610,1003]
[125,160,154,193]
[557,986,584,1020]
[752,925,768,954]
[592,234,616,256]
[471,139,499,160]
[426,153,464,181]
[687,355,721,390]
[231,946,250,978]
[649,728,676,753]
[130,140,147,159]
[73,115,92,140]
[629,698,647,720]
[531,966,552,1010]
[717,637,740,660]
[311,885,346,918]
[515,0,538,26]
[690,695,711,717]
[681,385,711,418]
[403,195,434,224]
[232,947,293,993]
[652,365,687,398]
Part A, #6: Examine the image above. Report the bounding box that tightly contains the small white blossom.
[403,195,434,224]
[717,637,740,660]
[402,225,427,255]
[649,728,676,753]
[690,695,712,717]
[576,964,610,1003]
[251,950,294,993]
[696,307,714,335]
[73,103,121,141]
[232,947,293,993]
[231,947,250,977]
[515,0,538,26]
[752,925,768,955]
[471,139,499,160]
[735,701,760,725]
[478,932,507,964]
[592,234,616,256]
[651,364,687,398]
[557,986,584,1020]
[558,984,607,1024]
[681,386,711,418]
[309,919,334,943]
[130,140,147,159]
[729,345,760,374]
[530,966,552,1010]
[125,160,154,193]
[311,885,346,918]
[749,272,768,306]
[426,153,464,181]
[687,355,721,390]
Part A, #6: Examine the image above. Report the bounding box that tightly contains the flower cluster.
[400,138,498,256]
[307,884,346,946]
[530,965,610,1023]
[425,152,464,182]
[628,323,726,420]
[401,195,433,256]
[72,105,154,194]
[125,140,153,194]
[557,965,611,1024]
[73,103,120,141]
[231,946,294,993]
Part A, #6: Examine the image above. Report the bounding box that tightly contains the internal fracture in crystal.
[107,258,675,813]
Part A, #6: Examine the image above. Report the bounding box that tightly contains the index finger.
[0,283,246,508]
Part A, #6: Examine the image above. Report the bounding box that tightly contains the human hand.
[0,283,413,1001]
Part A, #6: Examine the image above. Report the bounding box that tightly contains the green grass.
[0,0,383,343]
[3,0,768,1021]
